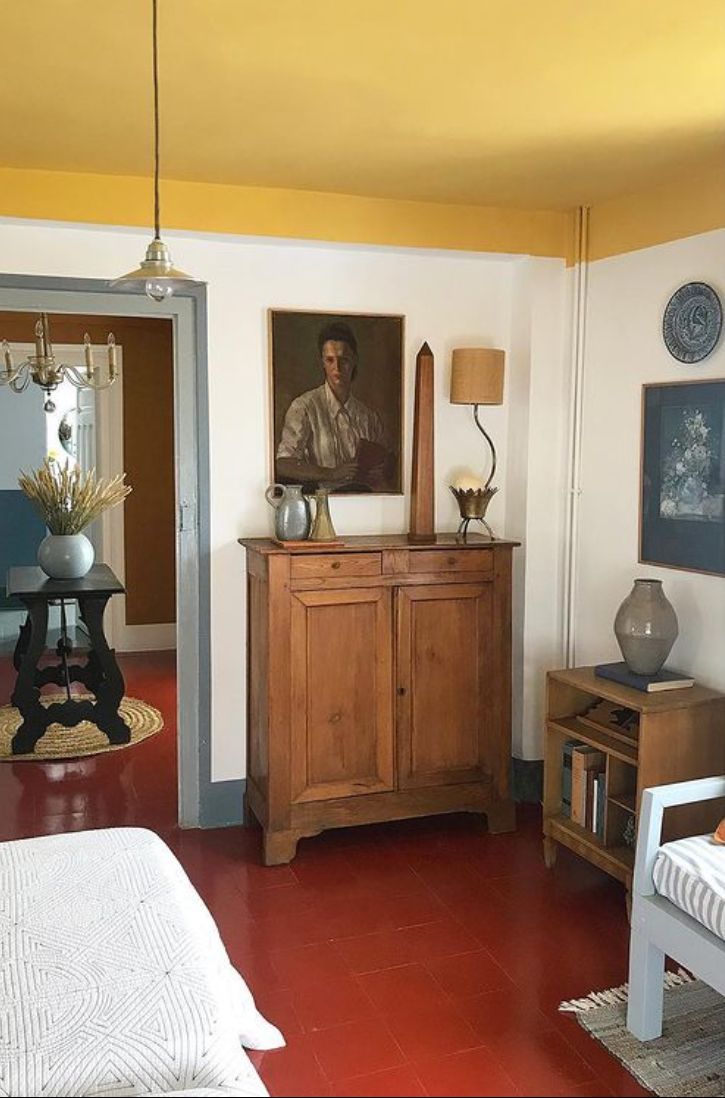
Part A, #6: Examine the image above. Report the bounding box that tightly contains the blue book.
[594,661,694,693]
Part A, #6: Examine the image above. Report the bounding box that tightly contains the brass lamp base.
[450,485,497,541]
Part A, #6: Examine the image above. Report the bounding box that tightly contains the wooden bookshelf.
[543,666,725,898]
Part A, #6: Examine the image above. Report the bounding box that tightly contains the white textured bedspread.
[0,827,283,1097]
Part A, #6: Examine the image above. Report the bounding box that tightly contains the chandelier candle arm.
[34,319,45,362]
[3,340,14,379]
[83,333,94,378]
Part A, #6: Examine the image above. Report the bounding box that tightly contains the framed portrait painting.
[641,379,725,575]
[269,309,404,494]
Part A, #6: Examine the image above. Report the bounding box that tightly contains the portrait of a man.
[270,310,403,493]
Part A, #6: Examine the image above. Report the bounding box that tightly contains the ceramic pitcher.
[265,484,311,541]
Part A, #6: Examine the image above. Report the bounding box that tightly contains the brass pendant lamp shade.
[112,0,199,301]
[450,348,505,405]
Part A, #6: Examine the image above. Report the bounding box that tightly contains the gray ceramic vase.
[614,578,678,675]
[37,533,95,580]
[265,484,311,541]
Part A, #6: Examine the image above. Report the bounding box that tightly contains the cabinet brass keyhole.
[397,686,406,696]
[331,561,341,570]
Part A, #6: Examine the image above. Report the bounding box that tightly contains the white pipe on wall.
[563,206,590,667]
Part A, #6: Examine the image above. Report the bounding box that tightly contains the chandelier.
[112,0,198,301]
[1,313,117,413]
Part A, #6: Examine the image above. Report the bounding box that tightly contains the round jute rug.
[0,694,164,761]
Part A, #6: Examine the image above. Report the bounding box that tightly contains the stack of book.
[562,740,605,839]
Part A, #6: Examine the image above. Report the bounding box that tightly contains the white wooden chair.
[627,776,725,1040]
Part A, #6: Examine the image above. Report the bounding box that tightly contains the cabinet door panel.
[291,587,394,802]
[397,583,493,788]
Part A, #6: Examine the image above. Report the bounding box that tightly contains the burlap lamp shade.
[450,348,505,405]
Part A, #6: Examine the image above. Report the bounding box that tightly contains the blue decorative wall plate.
[662,282,723,364]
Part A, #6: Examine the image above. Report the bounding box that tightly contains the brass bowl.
[449,485,497,519]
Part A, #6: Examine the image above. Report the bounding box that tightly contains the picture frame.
[640,379,725,576]
[268,309,404,495]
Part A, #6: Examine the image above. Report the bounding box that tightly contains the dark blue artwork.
[641,381,725,575]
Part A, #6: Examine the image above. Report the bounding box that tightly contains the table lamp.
[449,348,505,539]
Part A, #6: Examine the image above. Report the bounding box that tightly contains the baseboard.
[198,778,246,828]
[512,757,543,804]
[115,622,177,652]
[198,765,542,828]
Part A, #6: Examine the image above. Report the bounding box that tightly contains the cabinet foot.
[263,830,299,866]
[543,836,558,868]
[486,800,516,834]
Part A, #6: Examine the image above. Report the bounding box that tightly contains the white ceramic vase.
[37,533,95,580]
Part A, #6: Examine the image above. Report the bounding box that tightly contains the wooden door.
[397,583,494,789]
[290,587,394,802]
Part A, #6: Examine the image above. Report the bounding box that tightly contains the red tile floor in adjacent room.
[0,652,650,1097]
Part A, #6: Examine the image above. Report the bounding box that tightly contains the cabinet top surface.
[548,665,725,711]
[239,533,520,555]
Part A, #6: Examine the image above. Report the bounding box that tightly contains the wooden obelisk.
[408,341,435,542]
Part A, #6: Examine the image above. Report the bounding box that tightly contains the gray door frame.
[0,274,240,828]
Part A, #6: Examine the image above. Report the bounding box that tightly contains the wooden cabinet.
[240,534,519,864]
[543,666,725,899]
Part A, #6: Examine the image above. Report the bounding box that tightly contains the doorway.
[0,277,211,829]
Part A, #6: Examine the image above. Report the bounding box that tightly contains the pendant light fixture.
[112,0,198,301]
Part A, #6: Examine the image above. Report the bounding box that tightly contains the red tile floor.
[0,652,650,1097]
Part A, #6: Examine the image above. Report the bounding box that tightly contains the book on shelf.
[571,745,606,827]
[594,772,606,839]
[561,740,577,817]
[577,698,639,741]
[594,661,694,693]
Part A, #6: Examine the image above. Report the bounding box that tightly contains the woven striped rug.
[560,972,725,1097]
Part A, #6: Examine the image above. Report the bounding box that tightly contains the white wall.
[576,229,725,691]
[507,258,571,757]
[0,217,569,778]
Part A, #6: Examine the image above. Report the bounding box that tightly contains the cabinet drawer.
[291,552,382,579]
[409,549,493,574]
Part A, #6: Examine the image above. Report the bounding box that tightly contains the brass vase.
[309,487,337,541]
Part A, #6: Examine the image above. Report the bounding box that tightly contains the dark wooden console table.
[7,565,130,755]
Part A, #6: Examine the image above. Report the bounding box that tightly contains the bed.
[0,827,284,1096]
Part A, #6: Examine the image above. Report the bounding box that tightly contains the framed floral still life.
[269,309,404,495]
[641,379,725,575]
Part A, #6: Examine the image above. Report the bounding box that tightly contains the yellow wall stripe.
[2,164,721,265]
[588,160,725,261]
[0,167,574,263]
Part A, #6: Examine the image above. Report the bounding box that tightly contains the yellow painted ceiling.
[1,0,722,212]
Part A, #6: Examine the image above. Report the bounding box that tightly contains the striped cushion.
[653,834,725,940]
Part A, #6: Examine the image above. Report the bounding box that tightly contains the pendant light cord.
[152,0,161,240]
